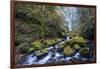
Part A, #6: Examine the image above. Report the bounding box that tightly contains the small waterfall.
[17,7,92,66]
[58,7,78,32]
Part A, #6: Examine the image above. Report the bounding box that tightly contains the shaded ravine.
[16,8,93,66]
[16,7,94,66]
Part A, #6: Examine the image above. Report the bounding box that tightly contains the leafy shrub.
[79,47,90,58]
[63,46,75,56]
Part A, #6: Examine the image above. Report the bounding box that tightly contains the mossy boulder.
[79,47,90,58]
[44,39,56,46]
[73,44,81,50]
[32,41,42,50]
[63,46,75,56]
[71,36,86,46]
[28,47,35,53]
[34,48,48,56]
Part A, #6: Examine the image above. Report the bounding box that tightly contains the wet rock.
[63,46,75,56]
[34,48,48,59]
[79,47,90,58]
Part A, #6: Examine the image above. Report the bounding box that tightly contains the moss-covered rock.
[71,36,86,46]
[73,44,81,50]
[34,48,48,57]
[79,47,90,58]
[63,46,75,56]
[28,47,35,53]
[44,39,56,46]
[32,41,42,50]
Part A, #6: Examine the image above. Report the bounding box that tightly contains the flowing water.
[17,36,92,66]
[17,7,93,66]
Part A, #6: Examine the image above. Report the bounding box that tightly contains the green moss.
[32,41,42,50]
[58,43,65,48]
[79,47,90,58]
[63,46,75,56]
[28,47,35,53]
[73,44,81,50]
[41,48,48,53]
[71,36,86,46]
[34,48,48,56]
[45,39,56,46]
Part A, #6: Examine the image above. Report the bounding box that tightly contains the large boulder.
[63,46,75,56]
[32,41,42,50]
[70,36,86,47]
[79,47,90,58]
[44,39,56,46]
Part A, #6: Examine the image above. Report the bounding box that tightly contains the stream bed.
[16,36,94,66]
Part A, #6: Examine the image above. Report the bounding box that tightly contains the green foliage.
[34,48,48,56]
[64,36,85,48]
[76,8,95,40]
[44,39,56,46]
[41,48,48,53]
[71,36,86,46]
[28,47,35,53]
[32,41,42,50]
[73,44,81,50]
[17,42,30,54]
[63,46,75,56]
[68,32,77,38]
[57,31,65,38]
[79,47,90,58]
[58,44,65,48]
[15,3,67,40]
[15,3,94,56]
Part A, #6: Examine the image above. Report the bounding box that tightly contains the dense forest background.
[15,3,95,65]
